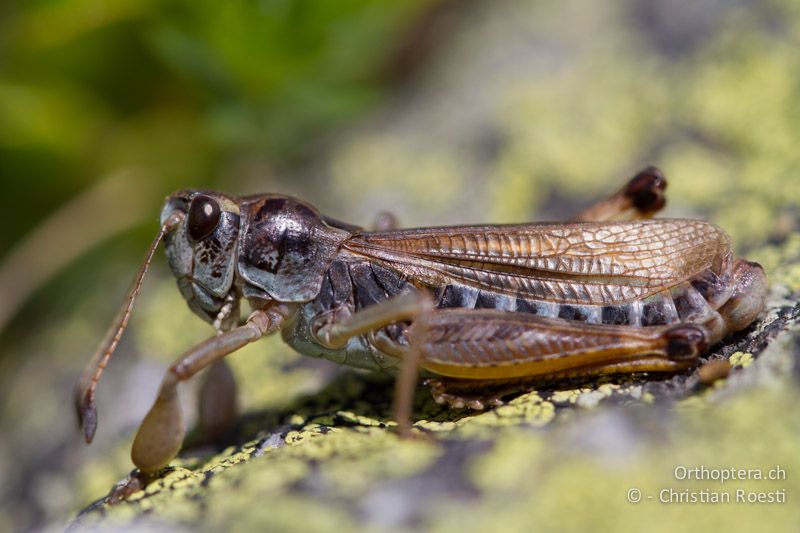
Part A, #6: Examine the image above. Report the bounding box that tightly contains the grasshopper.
[76,167,767,481]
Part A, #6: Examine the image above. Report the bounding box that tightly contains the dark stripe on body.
[312,266,721,337]
[641,299,671,326]
[558,305,589,322]
[601,304,630,325]
[349,262,386,309]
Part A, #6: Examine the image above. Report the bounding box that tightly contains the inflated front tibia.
[131,378,185,474]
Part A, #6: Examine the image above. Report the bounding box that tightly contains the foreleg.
[131,305,288,473]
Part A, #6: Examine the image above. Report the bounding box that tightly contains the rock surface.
[71,258,800,531]
[71,1,800,531]
[3,1,800,532]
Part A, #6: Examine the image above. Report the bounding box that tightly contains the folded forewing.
[343,219,732,305]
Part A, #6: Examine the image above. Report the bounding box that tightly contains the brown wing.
[342,219,732,305]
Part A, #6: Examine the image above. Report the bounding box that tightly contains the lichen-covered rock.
[71,272,800,531]
[2,1,799,532]
[67,0,800,530]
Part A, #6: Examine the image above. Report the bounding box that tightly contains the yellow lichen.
[729,352,754,368]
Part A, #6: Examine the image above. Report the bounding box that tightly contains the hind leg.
[574,166,667,222]
[425,354,696,410]
[426,378,509,410]
[391,309,707,433]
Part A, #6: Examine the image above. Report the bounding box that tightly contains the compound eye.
[187,194,221,241]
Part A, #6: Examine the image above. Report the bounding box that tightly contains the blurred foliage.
[2,0,800,532]
[330,0,800,247]
[0,0,431,255]
[0,1,435,528]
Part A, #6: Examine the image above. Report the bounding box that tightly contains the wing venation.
[343,219,731,305]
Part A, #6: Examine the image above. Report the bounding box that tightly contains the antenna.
[75,212,183,443]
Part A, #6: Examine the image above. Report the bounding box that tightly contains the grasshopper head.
[76,190,243,443]
[160,190,242,329]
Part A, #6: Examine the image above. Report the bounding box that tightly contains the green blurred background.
[1,0,799,531]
